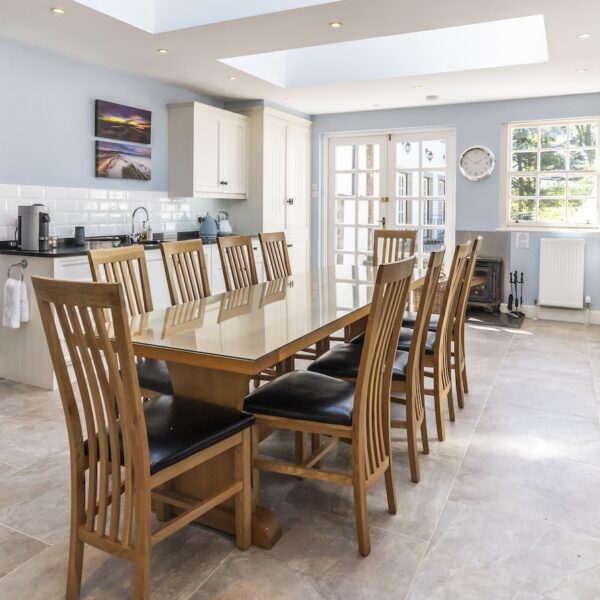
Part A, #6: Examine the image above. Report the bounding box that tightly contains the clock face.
[459,146,495,181]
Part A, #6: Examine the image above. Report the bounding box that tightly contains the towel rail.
[7,259,28,281]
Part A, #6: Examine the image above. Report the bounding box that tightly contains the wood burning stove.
[468,258,503,312]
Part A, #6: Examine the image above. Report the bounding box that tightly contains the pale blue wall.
[311,93,600,307]
[0,36,221,191]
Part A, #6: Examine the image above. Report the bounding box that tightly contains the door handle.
[286,198,294,205]
[377,217,387,228]
[287,243,293,248]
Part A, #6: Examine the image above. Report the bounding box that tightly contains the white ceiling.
[0,0,599,115]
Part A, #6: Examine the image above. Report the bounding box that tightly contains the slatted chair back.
[32,276,150,552]
[161,240,211,305]
[353,256,415,482]
[455,235,483,329]
[87,246,153,317]
[434,242,471,388]
[259,232,292,280]
[373,229,417,266]
[405,248,445,429]
[217,235,259,291]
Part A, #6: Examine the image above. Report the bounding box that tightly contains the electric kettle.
[217,211,233,235]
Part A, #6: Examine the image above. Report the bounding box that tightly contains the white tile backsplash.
[0,184,201,241]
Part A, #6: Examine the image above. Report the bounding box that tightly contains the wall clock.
[459,146,495,182]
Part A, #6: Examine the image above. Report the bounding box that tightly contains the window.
[505,119,600,228]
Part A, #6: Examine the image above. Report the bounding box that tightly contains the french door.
[327,129,455,271]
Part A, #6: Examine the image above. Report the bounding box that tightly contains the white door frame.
[321,127,456,269]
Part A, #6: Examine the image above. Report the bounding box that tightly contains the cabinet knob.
[286,243,293,248]
[286,198,294,205]
[219,180,229,185]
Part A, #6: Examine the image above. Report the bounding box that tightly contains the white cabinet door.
[220,118,248,195]
[287,237,309,274]
[194,109,221,195]
[285,124,310,232]
[263,118,287,232]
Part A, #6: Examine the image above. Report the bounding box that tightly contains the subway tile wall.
[0,184,200,241]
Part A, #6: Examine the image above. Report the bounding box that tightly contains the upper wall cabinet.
[168,102,248,199]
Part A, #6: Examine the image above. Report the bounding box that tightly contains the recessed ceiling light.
[329,21,342,28]
[50,7,65,14]
[578,32,592,39]
[285,97,292,100]
[412,85,423,89]
[157,48,168,54]
[425,95,440,102]
[576,68,587,74]
[372,104,381,108]
[228,75,237,80]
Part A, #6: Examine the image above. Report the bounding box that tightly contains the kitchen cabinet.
[168,102,248,199]
[235,107,311,273]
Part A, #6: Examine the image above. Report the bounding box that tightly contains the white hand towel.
[20,281,29,323]
[3,278,21,329]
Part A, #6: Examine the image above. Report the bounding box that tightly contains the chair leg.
[462,364,469,393]
[295,431,308,464]
[311,434,321,469]
[455,362,465,410]
[433,385,445,442]
[234,429,252,550]
[447,389,456,422]
[133,543,151,600]
[420,411,430,455]
[407,421,420,483]
[352,478,371,556]
[384,462,397,514]
[251,426,260,506]
[66,476,85,600]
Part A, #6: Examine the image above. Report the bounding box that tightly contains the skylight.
[74,0,341,33]
[219,15,549,88]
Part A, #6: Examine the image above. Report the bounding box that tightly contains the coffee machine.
[17,204,51,251]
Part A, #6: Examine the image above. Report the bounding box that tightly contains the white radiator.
[538,238,585,309]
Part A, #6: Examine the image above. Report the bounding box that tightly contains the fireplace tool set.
[508,271,524,317]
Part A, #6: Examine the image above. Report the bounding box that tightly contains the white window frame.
[500,117,600,232]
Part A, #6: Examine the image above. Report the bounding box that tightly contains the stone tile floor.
[1,318,599,599]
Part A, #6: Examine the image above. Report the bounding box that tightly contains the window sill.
[496,225,600,233]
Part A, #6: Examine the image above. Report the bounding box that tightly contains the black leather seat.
[351,328,436,355]
[137,358,174,396]
[244,371,356,426]
[402,311,439,331]
[87,395,255,475]
[307,343,409,381]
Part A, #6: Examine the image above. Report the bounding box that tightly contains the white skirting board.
[500,303,600,325]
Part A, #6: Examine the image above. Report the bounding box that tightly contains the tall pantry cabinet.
[235,106,311,274]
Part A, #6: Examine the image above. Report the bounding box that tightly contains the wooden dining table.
[124,264,456,549]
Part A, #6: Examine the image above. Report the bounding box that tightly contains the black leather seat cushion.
[244,371,355,426]
[137,358,173,395]
[307,343,409,381]
[402,311,439,332]
[86,396,255,475]
[351,328,436,354]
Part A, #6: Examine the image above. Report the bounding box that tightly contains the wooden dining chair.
[217,235,259,292]
[160,239,211,305]
[32,276,253,600]
[259,231,292,280]
[244,257,415,556]
[308,249,445,483]
[87,246,173,396]
[373,229,417,265]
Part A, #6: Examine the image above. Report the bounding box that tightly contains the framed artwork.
[95,141,151,180]
[95,100,152,144]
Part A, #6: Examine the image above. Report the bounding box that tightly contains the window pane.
[541,125,567,148]
[357,144,380,170]
[397,200,419,226]
[510,198,535,221]
[422,140,446,168]
[335,282,356,307]
[357,172,379,197]
[568,198,596,223]
[396,141,419,168]
[335,145,354,170]
[512,152,537,171]
[569,124,597,147]
[539,175,566,196]
[538,199,565,222]
[540,150,566,171]
[511,176,536,196]
[357,200,380,225]
[335,253,356,266]
[396,171,419,197]
[336,226,355,251]
[336,200,355,224]
[422,229,445,253]
[357,227,374,252]
[423,172,446,197]
[335,173,355,197]
[568,175,597,196]
[569,149,597,171]
[512,127,537,150]
[423,200,445,226]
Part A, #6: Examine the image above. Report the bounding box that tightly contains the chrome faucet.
[131,206,149,242]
